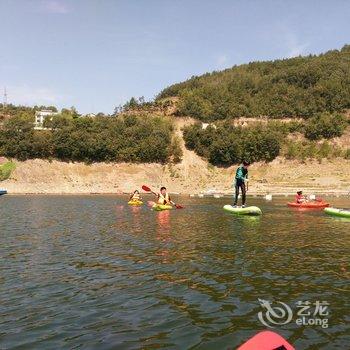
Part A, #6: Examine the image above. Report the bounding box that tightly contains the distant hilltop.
[157,44,350,122]
[2,45,350,122]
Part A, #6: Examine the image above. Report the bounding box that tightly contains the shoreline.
[1,118,350,196]
[3,191,349,197]
[1,157,350,196]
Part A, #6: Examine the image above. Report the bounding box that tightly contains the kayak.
[238,330,294,350]
[223,204,262,216]
[324,207,350,218]
[152,203,173,211]
[128,199,143,206]
[287,201,329,208]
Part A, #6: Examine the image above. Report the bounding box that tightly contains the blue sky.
[0,0,349,114]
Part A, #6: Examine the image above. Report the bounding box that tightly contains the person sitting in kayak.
[233,161,250,207]
[295,191,307,203]
[151,187,175,206]
[129,190,142,201]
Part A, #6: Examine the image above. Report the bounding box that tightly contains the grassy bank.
[0,161,16,181]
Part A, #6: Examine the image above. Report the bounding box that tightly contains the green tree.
[304,112,347,140]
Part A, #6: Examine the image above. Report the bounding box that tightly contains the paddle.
[142,185,184,209]
[142,185,152,192]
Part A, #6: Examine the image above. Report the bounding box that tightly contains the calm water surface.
[0,195,349,349]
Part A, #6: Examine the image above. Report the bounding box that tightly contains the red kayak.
[287,201,329,208]
[238,331,294,350]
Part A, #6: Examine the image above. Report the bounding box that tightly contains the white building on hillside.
[202,122,217,130]
[34,110,58,129]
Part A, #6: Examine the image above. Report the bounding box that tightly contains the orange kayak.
[287,201,329,208]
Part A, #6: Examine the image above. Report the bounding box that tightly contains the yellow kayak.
[152,203,173,211]
[128,200,143,206]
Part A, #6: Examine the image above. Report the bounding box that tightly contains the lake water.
[0,195,349,349]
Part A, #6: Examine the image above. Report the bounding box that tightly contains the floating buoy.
[265,194,272,201]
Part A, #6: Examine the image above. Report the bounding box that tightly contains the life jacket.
[158,192,170,204]
[295,194,304,203]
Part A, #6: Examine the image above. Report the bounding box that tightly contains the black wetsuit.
[233,166,248,206]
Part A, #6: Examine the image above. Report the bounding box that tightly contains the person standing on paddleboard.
[233,161,250,207]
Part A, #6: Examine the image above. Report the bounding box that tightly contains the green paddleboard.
[324,207,350,218]
[223,205,262,216]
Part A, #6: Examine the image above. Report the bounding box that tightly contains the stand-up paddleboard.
[223,204,262,216]
[324,207,350,219]
[238,330,294,350]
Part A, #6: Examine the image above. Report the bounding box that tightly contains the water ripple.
[0,195,349,349]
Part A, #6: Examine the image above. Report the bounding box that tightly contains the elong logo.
[257,299,329,329]
[258,299,293,327]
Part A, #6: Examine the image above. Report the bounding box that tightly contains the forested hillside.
[158,45,350,121]
[183,114,349,166]
[1,46,350,166]
[0,104,57,119]
[0,114,182,164]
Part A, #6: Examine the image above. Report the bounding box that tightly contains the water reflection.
[155,210,172,263]
[130,205,143,234]
[156,210,171,236]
